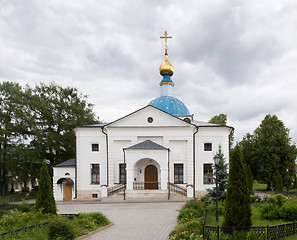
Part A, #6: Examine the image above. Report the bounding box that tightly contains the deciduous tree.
[209,113,234,147]
[240,115,296,190]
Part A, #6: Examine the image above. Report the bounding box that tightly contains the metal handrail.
[168,182,187,196]
[107,183,125,196]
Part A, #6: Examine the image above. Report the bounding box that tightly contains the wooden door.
[144,165,158,189]
[64,182,72,200]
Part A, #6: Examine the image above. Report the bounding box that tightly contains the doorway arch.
[145,165,158,189]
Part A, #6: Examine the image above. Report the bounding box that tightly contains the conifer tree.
[207,145,228,201]
[223,146,252,227]
[244,164,253,193]
[35,161,57,214]
[274,170,283,192]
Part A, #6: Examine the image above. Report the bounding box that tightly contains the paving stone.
[57,201,185,240]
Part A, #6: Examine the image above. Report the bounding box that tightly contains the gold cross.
[160,31,172,55]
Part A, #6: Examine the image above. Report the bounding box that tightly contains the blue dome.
[149,96,191,116]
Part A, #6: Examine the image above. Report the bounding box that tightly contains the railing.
[203,222,297,240]
[167,182,187,196]
[274,191,297,197]
[107,183,126,196]
[133,182,160,190]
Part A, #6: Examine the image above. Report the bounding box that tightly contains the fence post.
[202,224,204,238]
[217,225,219,240]
[267,225,269,240]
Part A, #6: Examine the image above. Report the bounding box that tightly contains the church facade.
[53,32,233,201]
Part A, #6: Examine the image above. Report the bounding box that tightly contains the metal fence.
[203,222,297,240]
[133,182,161,190]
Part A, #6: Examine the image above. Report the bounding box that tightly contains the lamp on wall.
[139,169,142,173]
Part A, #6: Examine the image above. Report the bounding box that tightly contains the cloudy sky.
[1,0,297,144]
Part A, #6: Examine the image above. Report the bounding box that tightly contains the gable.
[107,105,193,128]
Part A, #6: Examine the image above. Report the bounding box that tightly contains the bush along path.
[0,203,110,240]
[170,195,297,240]
[169,199,205,240]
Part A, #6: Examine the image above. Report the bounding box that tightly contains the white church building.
[53,32,233,201]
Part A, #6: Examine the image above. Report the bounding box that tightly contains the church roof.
[126,140,168,150]
[149,96,191,116]
[55,159,76,167]
[191,120,234,130]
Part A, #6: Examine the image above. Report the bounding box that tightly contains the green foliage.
[260,194,297,221]
[274,170,283,192]
[250,195,262,204]
[17,201,31,213]
[239,115,296,190]
[170,199,205,240]
[208,113,234,147]
[252,181,267,191]
[280,198,297,221]
[0,81,99,196]
[0,208,49,232]
[207,145,228,202]
[209,114,227,125]
[223,146,252,227]
[244,165,253,193]
[49,217,75,240]
[293,174,297,189]
[1,226,49,240]
[35,161,56,214]
[177,200,204,222]
[0,208,110,239]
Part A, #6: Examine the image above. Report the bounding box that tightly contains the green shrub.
[250,195,262,204]
[260,194,297,221]
[83,212,110,226]
[169,220,203,240]
[177,200,204,222]
[48,217,75,240]
[177,208,202,222]
[17,201,31,212]
[280,198,297,221]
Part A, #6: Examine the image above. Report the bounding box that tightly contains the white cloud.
[1,0,297,143]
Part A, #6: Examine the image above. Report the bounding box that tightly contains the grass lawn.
[205,203,290,227]
[0,192,37,204]
[0,203,110,239]
[253,181,267,191]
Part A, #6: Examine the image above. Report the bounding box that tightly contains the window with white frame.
[91,164,100,184]
[174,164,184,184]
[203,164,213,184]
[119,164,126,183]
[204,143,212,151]
[91,144,99,152]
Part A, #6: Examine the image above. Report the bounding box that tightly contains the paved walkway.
[57,201,184,240]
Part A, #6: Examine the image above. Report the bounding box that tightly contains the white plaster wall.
[195,127,231,191]
[75,128,107,196]
[168,140,188,187]
[53,167,75,201]
[110,106,191,128]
